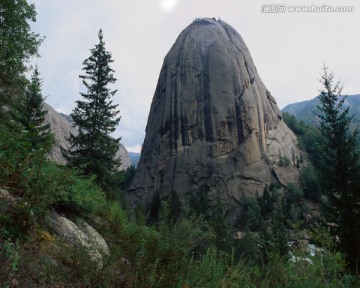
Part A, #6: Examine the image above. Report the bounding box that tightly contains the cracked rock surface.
[128,18,301,218]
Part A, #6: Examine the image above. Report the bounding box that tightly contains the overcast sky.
[29,0,360,152]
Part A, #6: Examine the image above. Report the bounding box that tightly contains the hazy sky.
[30,0,360,152]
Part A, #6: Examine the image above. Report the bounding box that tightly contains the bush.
[244,197,263,230]
[285,183,303,204]
[279,153,291,167]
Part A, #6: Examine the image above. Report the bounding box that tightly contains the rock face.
[128,18,301,218]
[43,102,131,170]
[47,210,109,266]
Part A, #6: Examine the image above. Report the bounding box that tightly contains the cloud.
[160,0,178,12]
[30,0,360,152]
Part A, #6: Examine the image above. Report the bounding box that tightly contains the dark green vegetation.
[283,67,360,273]
[0,0,43,122]
[315,67,360,272]
[62,29,122,197]
[15,67,54,152]
[1,1,360,286]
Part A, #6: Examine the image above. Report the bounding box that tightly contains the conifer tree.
[17,67,53,153]
[63,30,121,190]
[315,66,360,271]
[212,192,233,253]
[0,0,42,122]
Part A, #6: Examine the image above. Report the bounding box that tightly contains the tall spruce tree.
[63,30,121,190]
[16,67,53,153]
[315,66,360,271]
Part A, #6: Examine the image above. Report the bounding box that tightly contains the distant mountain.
[128,152,140,168]
[282,94,360,126]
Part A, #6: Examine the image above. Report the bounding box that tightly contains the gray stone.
[0,188,12,200]
[43,102,131,170]
[127,18,301,219]
[47,210,109,266]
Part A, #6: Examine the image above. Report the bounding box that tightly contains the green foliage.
[278,151,291,167]
[0,125,106,233]
[0,0,43,121]
[0,126,47,196]
[2,191,359,287]
[148,190,161,224]
[283,111,321,161]
[120,165,136,191]
[188,186,209,216]
[51,165,107,214]
[283,112,307,135]
[315,66,360,270]
[62,29,121,196]
[300,166,321,201]
[258,186,274,218]
[0,239,20,272]
[285,183,303,204]
[0,239,21,286]
[169,189,181,222]
[259,201,289,260]
[211,194,234,253]
[236,231,263,266]
[244,196,263,230]
[95,201,215,287]
[14,67,53,153]
[180,248,231,287]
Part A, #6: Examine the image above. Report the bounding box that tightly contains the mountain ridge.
[282,94,360,125]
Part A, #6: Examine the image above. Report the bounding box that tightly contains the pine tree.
[315,66,360,271]
[212,192,233,253]
[63,29,121,190]
[16,67,53,153]
[0,0,43,122]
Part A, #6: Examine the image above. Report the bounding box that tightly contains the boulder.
[128,18,301,219]
[47,210,109,266]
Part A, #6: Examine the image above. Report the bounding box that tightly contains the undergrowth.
[0,129,359,286]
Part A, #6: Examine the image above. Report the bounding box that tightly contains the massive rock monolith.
[128,18,301,218]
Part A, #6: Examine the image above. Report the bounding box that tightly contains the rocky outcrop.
[43,102,131,170]
[47,210,109,266]
[127,18,301,219]
[1,188,109,266]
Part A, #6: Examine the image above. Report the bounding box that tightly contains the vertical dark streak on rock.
[203,48,213,142]
[257,103,266,157]
[235,101,244,144]
[159,63,168,140]
[180,114,187,146]
[173,78,178,151]
[244,58,252,80]
[175,27,193,149]
[230,58,244,145]
[171,156,178,194]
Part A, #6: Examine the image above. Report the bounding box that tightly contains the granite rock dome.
[128,18,301,217]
